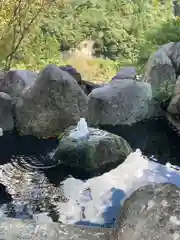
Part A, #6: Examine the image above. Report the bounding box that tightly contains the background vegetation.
[0,0,179,82]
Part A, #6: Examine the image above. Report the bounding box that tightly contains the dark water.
[100,118,180,166]
[0,133,58,166]
[0,118,180,222]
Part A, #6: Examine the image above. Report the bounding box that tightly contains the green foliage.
[0,0,179,81]
[137,18,180,70]
[42,0,172,61]
[154,81,174,109]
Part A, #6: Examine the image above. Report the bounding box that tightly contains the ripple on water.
[0,161,69,221]
[0,118,180,228]
[0,133,67,221]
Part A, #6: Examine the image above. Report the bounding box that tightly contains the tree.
[0,0,58,70]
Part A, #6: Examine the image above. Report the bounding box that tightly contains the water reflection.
[0,133,68,222]
[0,118,180,227]
[0,162,68,221]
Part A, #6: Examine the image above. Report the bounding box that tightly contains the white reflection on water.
[0,149,180,227]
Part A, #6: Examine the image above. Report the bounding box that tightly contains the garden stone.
[15,64,88,137]
[0,70,37,98]
[88,79,161,126]
[111,183,180,240]
[53,126,132,172]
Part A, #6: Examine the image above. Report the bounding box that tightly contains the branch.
[4,6,43,70]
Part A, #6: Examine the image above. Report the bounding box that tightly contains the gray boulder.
[167,94,180,116]
[166,94,180,133]
[111,183,180,240]
[59,65,82,85]
[0,92,14,131]
[81,80,101,95]
[143,42,180,98]
[15,64,89,137]
[174,75,180,95]
[88,79,161,126]
[167,42,180,75]
[0,70,37,98]
[0,217,109,240]
[143,43,176,96]
[166,113,180,135]
[53,126,132,171]
[166,76,180,132]
[111,67,137,81]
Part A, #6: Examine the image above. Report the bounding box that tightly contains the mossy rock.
[54,127,132,171]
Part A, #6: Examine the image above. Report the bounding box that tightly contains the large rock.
[143,43,177,96]
[53,126,132,172]
[59,65,82,85]
[81,80,101,95]
[0,70,37,98]
[144,42,180,98]
[88,79,161,126]
[166,75,180,132]
[59,65,101,95]
[14,64,89,137]
[167,94,180,116]
[0,217,109,240]
[166,113,180,135]
[111,67,137,81]
[174,75,180,95]
[166,42,180,76]
[0,92,14,131]
[166,94,180,133]
[111,183,180,240]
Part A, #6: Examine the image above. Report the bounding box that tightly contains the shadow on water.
[0,132,58,167]
[0,184,12,205]
[100,117,180,166]
[47,161,124,184]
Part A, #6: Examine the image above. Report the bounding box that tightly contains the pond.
[0,118,180,227]
[101,117,180,166]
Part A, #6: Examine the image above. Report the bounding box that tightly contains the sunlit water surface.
[0,118,180,227]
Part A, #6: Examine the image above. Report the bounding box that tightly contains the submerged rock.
[111,183,180,240]
[15,64,88,137]
[88,79,162,126]
[53,127,132,172]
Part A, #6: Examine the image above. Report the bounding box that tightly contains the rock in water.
[14,64,88,137]
[53,127,132,172]
[111,183,180,240]
[0,92,14,131]
[0,70,37,98]
[88,79,161,126]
